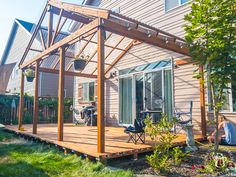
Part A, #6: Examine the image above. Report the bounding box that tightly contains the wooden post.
[58,46,65,141]
[47,9,53,48]
[18,70,24,130]
[33,60,39,134]
[199,65,206,137]
[97,19,105,153]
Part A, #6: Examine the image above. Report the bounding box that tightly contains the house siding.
[3,20,74,98]
[73,0,235,131]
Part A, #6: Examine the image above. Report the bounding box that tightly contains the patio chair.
[174,101,193,132]
[124,119,146,144]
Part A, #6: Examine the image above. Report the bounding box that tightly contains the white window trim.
[208,82,236,113]
[164,0,191,13]
[81,81,95,102]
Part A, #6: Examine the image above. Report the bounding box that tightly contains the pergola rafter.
[17,0,204,155]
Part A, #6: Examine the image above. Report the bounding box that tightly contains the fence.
[0,94,73,125]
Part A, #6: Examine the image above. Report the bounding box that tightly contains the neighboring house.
[0,19,74,97]
[71,0,236,132]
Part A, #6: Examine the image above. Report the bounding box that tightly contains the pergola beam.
[48,0,110,19]
[58,46,65,141]
[47,9,53,48]
[102,19,190,56]
[38,67,97,78]
[97,20,105,153]
[81,38,125,51]
[18,71,24,130]
[109,13,186,42]
[50,6,91,24]
[39,29,46,50]
[92,36,125,74]
[50,9,63,46]
[19,3,48,66]
[20,19,99,69]
[33,60,39,134]
[105,40,135,74]
[75,33,96,59]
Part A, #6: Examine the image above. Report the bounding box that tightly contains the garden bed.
[109,144,236,177]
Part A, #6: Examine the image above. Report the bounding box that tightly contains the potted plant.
[24,68,35,82]
[74,54,89,71]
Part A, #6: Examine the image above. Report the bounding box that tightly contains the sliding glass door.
[119,60,173,125]
[119,77,133,124]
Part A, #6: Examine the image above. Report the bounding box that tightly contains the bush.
[145,114,189,172]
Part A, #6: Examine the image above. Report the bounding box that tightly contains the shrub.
[145,114,189,172]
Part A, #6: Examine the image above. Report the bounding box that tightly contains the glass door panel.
[135,74,144,119]
[144,71,163,111]
[164,69,173,119]
[119,77,133,124]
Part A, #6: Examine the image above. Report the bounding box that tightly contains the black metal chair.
[124,119,146,144]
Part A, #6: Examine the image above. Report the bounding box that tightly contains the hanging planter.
[24,68,35,82]
[74,54,89,71]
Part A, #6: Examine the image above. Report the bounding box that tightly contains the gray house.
[0,19,74,97]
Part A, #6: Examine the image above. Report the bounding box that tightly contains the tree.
[184,0,236,152]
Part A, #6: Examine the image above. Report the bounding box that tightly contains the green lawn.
[0,129,133,177]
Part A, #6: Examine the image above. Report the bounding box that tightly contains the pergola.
[18,0,205,153]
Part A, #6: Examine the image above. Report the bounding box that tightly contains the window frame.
[164,0,190,12]
[208,76,236,113]
[81,81,95,102]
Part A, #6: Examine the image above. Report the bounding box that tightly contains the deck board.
[5,124,204,160]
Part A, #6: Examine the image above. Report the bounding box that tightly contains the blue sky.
[0,0,84,59]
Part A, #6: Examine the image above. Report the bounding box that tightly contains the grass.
[0,129,133,177]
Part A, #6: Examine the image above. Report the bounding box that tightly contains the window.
[82,82,94,101]
[165,0,190,11]
[209,74,236,112]
[232,74,236,112]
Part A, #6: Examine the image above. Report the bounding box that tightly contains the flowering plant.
[193,152,236,175]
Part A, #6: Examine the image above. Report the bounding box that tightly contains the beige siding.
[74,0,236,130]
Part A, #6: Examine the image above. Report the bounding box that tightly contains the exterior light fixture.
[165,37,169,44]
[127,23,132,31]
[147,31,151,38]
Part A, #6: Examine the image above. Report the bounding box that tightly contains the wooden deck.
[5,124,204,160]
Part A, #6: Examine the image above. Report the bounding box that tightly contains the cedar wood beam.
[20,19,99,69]
[18,71,24,130]
[50,9,63,46]
[81,39,125,51]
[102,19,190,57]
[109,13,186,42]
[92,36,125,74]
[97,20,105,153]
[19,4,48,66]
[75,33,96,58]
[47,10,53,48]
[105,40,135,74]
[48,0,110,19]
[50,6,91,24]
[39,29,46,50]
[38,67,97,78]
[66,32,113,71]
[58,47,65,141]
[33,60,39,134]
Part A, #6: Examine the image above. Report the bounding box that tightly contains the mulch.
[108,145,236,177]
